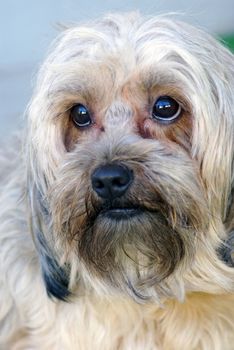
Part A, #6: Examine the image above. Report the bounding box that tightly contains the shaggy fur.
[1,12,234,349]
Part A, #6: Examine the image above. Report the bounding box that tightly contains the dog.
[1,12,234,349]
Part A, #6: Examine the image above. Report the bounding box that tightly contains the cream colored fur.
[1,13,234,349]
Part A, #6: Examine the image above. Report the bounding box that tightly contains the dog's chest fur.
[2,276,234,349]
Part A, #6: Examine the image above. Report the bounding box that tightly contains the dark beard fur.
[76,204,195,300]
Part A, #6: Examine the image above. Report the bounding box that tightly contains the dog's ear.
[28,180,71,301]
[222,43,234,259]
[195,41,234,222]
[25,54,72,300]
[215,44,234,264]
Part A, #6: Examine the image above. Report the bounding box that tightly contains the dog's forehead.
[45,19,205,114]
[49,17,207,88]
[55,15,206,65]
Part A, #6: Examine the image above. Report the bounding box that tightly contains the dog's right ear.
[28,180,71,301]
[25,53,73,300]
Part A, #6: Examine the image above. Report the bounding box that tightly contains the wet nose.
[91,164,133,199]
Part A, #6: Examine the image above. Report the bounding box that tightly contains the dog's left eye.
[152,96,181,123]
[70,104,92,128]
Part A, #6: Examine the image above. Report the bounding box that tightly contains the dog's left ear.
[198,40,234,222]
[218,43,234,265]
[197,41,234,264]
[224,47,234,264]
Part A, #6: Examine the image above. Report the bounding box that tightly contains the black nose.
[91,164,133,199]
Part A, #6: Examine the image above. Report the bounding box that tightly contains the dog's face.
[27,13,234,302]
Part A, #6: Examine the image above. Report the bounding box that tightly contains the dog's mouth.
[93,200,146,221]
[101,207,143,220]
[88,194,166,223]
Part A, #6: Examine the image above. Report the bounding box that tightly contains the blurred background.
[0,0,234,139]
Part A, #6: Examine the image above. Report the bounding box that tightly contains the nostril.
[112,177,126,187]
[94,180,105,189]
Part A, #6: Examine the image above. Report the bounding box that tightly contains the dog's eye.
[70,104,92,127]
[152,96,181,123]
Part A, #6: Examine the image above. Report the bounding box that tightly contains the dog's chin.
[78,204,192,300]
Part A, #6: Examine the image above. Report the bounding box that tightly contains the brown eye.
[70,104,92,127]
[152,96,181,123]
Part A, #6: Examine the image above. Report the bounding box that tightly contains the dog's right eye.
[70,104,92,128]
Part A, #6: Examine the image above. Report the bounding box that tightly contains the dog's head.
[27,13,234,302]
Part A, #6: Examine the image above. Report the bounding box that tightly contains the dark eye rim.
[70,103,92,128]
[152,96,182,124]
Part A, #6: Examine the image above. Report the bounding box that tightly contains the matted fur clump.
[1,12,234,349]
